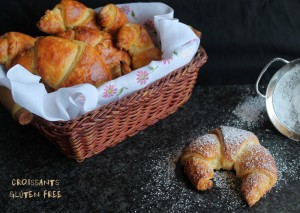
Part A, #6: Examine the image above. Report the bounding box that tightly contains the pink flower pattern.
[162,58,173,65]
[120,5,131,15]
[136,70,149,85]
[76,94,86,104]
[143,19,155,31]
[102,84,117,98]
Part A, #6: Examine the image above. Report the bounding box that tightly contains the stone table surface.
[0,85,299,212]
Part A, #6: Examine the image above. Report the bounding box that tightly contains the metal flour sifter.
[256,57,300,141]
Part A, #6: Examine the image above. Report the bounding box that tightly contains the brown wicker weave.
[32,46,207,161]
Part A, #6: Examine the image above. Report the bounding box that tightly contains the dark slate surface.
[1,85,299,212]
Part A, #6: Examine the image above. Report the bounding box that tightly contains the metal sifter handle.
[256,57,290,98]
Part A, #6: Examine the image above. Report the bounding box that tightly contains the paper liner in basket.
[0,2,200,121]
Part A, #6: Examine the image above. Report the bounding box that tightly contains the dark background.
[1,0,300,85]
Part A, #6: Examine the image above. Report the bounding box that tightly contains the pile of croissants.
[0,0,162,90]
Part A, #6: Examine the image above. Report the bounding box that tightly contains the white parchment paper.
[0,2,200,121]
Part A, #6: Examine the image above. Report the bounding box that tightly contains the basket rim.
[33,45,207,126]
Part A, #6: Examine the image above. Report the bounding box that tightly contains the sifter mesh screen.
[273,64,300,132]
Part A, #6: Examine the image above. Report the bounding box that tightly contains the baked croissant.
[180,126,278,207]
[98,4,128,37]
[0,32,36,69]
[117,23,162,69]
[12,36,111,90]
[58,26,131,79]
[37,0,99,34]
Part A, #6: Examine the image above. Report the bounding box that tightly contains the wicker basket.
[31,46,207,161]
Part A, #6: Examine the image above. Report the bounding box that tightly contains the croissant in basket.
[0,32,36,69]
[37,0,99,34]
[58,26,131,79]
[11,36,112,90]
[97,3,128,37]
[117,23,162,70]
[180,126,278,207]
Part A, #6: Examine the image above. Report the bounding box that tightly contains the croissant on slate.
[11,36,112,90]
[98,3,128,37]
[37,0,99,35]
[117,23,162,69]
[180,126,278,207]
[0,32,36,69]
[58,26,131,79]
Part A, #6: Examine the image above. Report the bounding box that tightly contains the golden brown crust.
[13,36,111,89]
[241,173,270,207]
[59,0,89,27]
[0,32,36,69]
[12,47,37,74]
[180,126,278,207]
[98,4,128,36]
[60,42,111,88]
[212,126,260,170]
[131,47,161,70]
[117,23,162,69]
[37,8,66,34]
[180,134,220,191]
[184,157,214,191]
[58,26,131,79]
[58,26,110,47]
[36,36,79,89]
[234,144,278,185]
[181,134,220,164]
[37,0,99,34]
[0,36,8,65]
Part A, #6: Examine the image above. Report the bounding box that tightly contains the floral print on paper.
[148,65,158,72]
[75,94,86,105]
[131,10,137,20]
[162,58,173,65]
[144,19,155,32]
[120,5,131,15]
[144,19,157,37]
[136,70,149,85]
[117,87,128,96]
[102,84,117,98]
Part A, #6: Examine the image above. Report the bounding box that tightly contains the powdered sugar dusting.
[190,134,218,147]
[132,82,300,211]
[186,134,219,158]
[237,144,277,177]
[232,96,266,128]
[213,170,244,208]
[221,126,254,145]
[220,126,255,160]
[269,142,300,191]
[135,139,245,211]
[134,129,299,211]
[273,66,300,131]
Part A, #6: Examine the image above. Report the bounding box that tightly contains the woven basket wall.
[31,46,207,161]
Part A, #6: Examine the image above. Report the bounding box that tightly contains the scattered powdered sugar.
[213,170,244,207]
[136,141,244,211]
[135,129,299,211]
[268,142,300,191]
[134,84,299,210]
[273,66,300,131]
[232,96,266,128]
[214,170,239,189]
